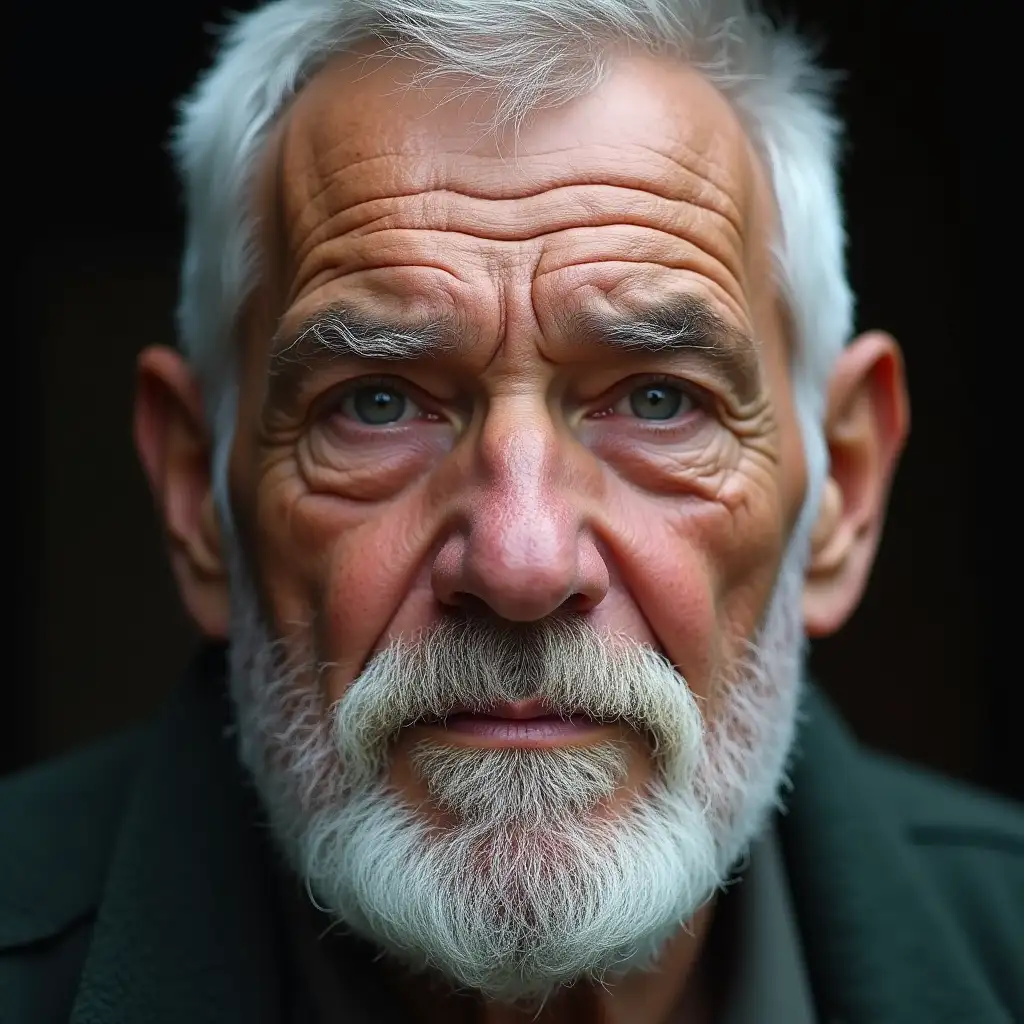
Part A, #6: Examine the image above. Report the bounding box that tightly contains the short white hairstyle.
[173,0,853,529]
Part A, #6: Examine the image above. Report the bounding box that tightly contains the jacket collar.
[780,687,1007,1023]
[70,646,287,1024]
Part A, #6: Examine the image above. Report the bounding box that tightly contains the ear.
[803,331,910,637]
[134,345,230,638]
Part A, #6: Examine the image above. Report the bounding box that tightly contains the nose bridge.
[478,401,569,565]
[432,396,607,620]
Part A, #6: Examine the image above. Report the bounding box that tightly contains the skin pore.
[134,45,909,1024]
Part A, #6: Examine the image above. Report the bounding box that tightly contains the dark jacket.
[2,646,1022,1023]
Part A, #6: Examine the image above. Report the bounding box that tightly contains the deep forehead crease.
[289,151,741,216]
[283,133,750,232]
[286,180,747,271]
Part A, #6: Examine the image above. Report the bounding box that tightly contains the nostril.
[444,588,581,624]
[446,592,491,615]
[559,592,592,614]
[441,591,589,626]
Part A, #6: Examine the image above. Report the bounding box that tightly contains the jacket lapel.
[70,648,286,1024]
[781,687,1008,1024]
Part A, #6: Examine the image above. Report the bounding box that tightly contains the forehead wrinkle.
[279,46,761,218]
[285,197,748,317]
[283,143,748,259]
[285,151,416,255]
[275,76,753,240]
[630,139,747,238]
[259,51,778,388]
[270,83,762,312]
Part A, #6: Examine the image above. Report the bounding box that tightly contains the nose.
[431,408,608,622]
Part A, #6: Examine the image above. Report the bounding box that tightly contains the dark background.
[9,1,1019,799]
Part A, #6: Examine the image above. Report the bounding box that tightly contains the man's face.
[132,41,920,1003]
[231,47,807,755]
[198,52,819,998]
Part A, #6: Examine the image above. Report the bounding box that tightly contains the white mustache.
[332,614,704,788]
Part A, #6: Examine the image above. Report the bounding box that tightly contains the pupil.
[630,384,682,420]
[355,387,405,424]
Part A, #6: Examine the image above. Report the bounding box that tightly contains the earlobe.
[134,346,231,639]
[803,331,910,638]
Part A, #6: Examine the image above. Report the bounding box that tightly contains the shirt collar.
[715,825,818,1024]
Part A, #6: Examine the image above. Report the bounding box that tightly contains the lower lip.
[432,713,605,747]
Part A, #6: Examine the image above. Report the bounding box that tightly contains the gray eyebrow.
[272,304,449,365]
[264,295,762,411]
[567,298,762,400]
[266,303,453,407]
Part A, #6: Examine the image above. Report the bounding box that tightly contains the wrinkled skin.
[135,49,909,1024]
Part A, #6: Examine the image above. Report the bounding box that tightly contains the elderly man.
[2,0,1022,1021]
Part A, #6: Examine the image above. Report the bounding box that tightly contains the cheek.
[247,466,443,700]
[317,496,445,700]
[595,472,785,699]
[317,505,439,700]
[598,508,720,697]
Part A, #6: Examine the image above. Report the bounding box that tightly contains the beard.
[224,542,807,1005]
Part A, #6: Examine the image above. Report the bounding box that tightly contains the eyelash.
[593,374,706,418]
[326,376,433,419]
[322,372,706,424]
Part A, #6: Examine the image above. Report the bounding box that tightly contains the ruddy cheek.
[647,495,783,692]
[594,483,734,694]
[643,562,721,691]
[312,502,442,699]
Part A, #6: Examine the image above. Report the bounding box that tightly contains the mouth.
[419,699,611,749]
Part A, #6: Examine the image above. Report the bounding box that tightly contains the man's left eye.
[614,382,695,421]
[338,384,420,426]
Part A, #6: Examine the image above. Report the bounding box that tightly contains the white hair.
[172,0,853,533]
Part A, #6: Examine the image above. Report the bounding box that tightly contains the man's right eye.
[337,382,420,426]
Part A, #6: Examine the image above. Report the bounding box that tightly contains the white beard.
[225,538,807,1005]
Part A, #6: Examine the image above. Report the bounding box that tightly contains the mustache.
[331,614,705,786]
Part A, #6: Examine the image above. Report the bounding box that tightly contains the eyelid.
[322,374,426,420]
[601,373,708,413]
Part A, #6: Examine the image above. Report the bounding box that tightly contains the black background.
[10,0,1020,800]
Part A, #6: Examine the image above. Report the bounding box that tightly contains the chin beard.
[223,542,806,1005]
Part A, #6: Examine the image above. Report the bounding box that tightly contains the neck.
[397,900,719,1024]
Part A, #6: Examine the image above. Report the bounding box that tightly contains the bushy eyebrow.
[564,296,762,401]
[266,303,456,406]
[265,294,762,408]
[272,303,452,364]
